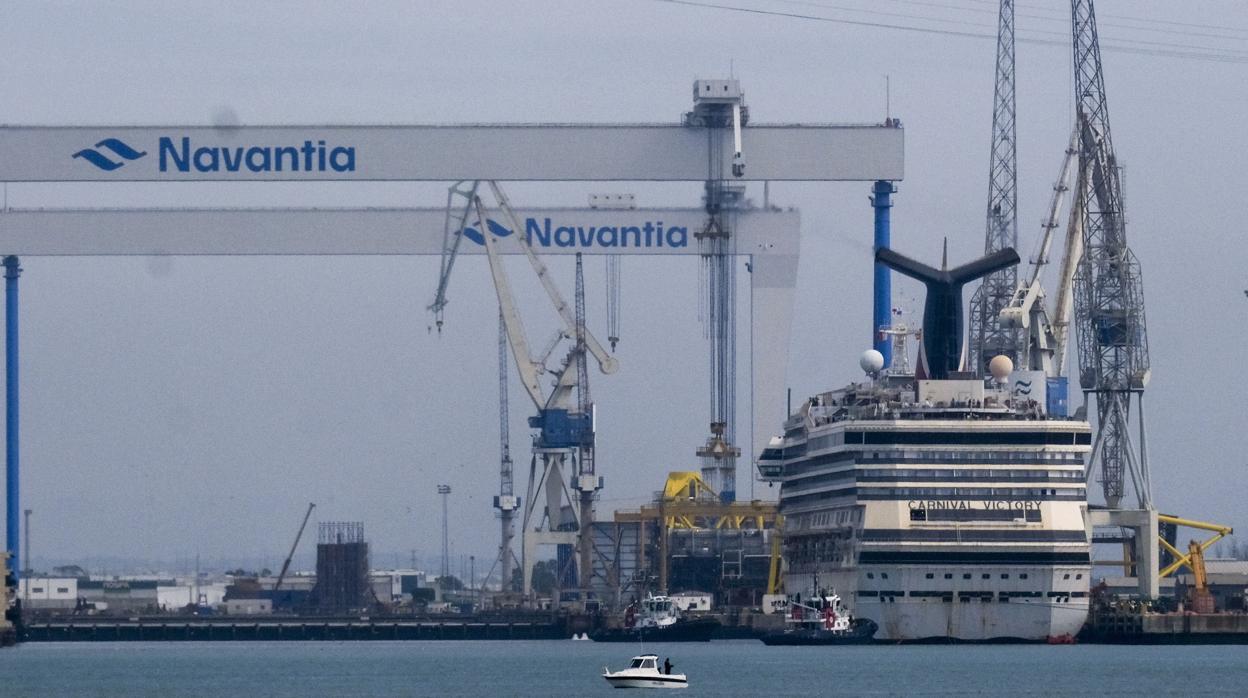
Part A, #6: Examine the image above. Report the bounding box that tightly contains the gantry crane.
[431,180,617,599]
[967,0,1024,375]
[1070,0,1152,510]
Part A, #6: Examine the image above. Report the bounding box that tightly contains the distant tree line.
[1213,536,1248,561]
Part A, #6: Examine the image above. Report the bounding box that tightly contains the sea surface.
[1,640,1245,696]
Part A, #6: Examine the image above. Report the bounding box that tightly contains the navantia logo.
[465,217,689,249]
[72,136,357,173]
[72,139,148,171]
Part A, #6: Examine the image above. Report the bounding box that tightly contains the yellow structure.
[615,472,780,593]
[1157,514,1233,578]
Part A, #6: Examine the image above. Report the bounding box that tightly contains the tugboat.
[760,590,877,646]
[591,594,720,642]
[602,654,688,689]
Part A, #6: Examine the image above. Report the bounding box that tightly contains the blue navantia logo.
[72,136,356,173]
[72,139,147,170]
[465,217,688,249]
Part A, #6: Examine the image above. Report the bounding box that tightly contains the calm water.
[1,640,1245,696]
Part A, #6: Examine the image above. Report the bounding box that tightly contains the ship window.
[1001,574,1009,579]
[925,573,934,579]
[962,573,971,580]
[982,574,990,580]
[960,597,971,603]
[1075,574,1083,580]
[1063,573,1070,580]
[57,587,69,594]
[1020,573,1029,580]
[944,573,953,580]
[910,509,927,522]
[32,587,43,593]
[867,573,874,579]
[881,573,889,579]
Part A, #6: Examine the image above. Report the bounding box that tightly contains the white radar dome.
[988,355,1014,382]
[859,349,885,374]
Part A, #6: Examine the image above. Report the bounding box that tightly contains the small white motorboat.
[602,654,688,689]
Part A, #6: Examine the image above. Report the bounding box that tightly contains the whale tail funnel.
[875,247,1020,379]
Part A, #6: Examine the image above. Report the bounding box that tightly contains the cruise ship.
[757,247,1092,642]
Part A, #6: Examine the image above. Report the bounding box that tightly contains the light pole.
[437,485,451,583]
[22,508,30,608]
[470,555,475,605]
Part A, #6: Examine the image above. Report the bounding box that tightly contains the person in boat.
[664,658,673,675]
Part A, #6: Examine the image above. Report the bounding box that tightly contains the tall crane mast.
[494,311,518,593]
[274,502,315,593]
[1071,0,1152,509]
[573,253,596,594]
[968,0,1024,375]
[686,80,746,504]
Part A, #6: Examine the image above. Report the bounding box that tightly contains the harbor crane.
[967,0,1025,376]
[274,502,315,594]
[494,311,518,593]
[998,129,1082,376]
[1070,0,1153,512]
[431,180,617,599]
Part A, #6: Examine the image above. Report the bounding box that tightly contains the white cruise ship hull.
[764,400,1095,643]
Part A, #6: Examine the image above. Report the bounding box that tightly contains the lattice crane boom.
[1071,0,1152,509]
[968,0,1023,374]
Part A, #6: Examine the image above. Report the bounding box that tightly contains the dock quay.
[22,615,570,642]
[1082,610,1248,644]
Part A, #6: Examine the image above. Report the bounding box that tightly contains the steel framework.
[1071,0,1152,509]
[967,0,1024,375]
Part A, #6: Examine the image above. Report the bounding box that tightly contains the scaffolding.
[312,522,370,612]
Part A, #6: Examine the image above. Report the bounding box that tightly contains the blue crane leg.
[872,181,896,367]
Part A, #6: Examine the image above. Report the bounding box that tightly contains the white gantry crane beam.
[0,124,902,182]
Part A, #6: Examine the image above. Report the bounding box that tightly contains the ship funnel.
[874,247,1020,379]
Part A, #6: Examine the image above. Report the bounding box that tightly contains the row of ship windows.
[782,487,1084,509]
[868,574,1063,584]
[806,509,862,528]
[910,509,1042,523]
[797,431,1092,454]
[783,468,1083,495]
[857,450,1083,463]
[866,571,1084,581]
[863,591,1088,603]
[859,468,1084,480]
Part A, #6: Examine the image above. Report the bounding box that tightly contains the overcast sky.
[1,0,1245,575]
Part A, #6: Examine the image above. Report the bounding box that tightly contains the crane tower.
[1071,0,1152,511]
[968,0,1024,375]
[494,312,518,593]
[686,80,746,503]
